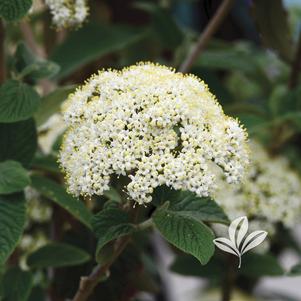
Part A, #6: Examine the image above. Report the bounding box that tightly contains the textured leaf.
[0,0,32,21]
[241,231,268,255]
[30,175,92,229]
[0,193,26,265]
[153,208,215,265]
[0,80,40,123]
[92,208,135,261]
[0,119,37,167]
[35,86,74,126]
[51,23,144,79]
[240,253,283,277]
[0,160,30,194]
[1,267,33,301]
[27,243,91,268]
[213,237,238,256]
[153,186,228,224]
[252,0,294,62]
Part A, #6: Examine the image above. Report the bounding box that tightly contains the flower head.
[59,63,249,204]
[215,141,301,229]
[45,0,88,28]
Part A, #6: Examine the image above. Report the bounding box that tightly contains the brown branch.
[19,21,54,94]
[0,19,5,83]
[20,21,46,58]
[221,255,236,301]
[289,31,301,90]
[72,237,130,301]
[179,0,235,73]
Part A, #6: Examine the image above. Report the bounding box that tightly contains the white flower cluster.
[215,141,301,229]
[44,0,88,28]
[59,63,249,205]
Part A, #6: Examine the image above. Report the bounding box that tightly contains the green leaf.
[288,263,301,276]
[34,86,74,126]
[1,267,33,301]
[195,43,259,74]
[252,0,294,62]
[31,154,60,173]
[0,118,37,166]
[0,80,40,123]
[51,23,145,79]
[240,253,284,277]
[103,187,122,203]
[27,286,45,301]
[13,42,60,81]
[170,254,223,279]
[0,0,32,21]
[27,242,91,269]
[153,186,228,224]
[13,42,36,73]
[0,193,26,265]
[0,160,30,194]
[30,175,92,229]
[153,207,215,265]
[92,209,136,262]
[19,60,60,81]
[134,2,184,48]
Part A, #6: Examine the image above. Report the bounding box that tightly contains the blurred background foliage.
[1,0,301,301]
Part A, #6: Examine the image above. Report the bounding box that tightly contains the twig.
[19,21,54,94]
[179,0,235,73]
[289,31,301,89]
[221,255,236,301]
[20,21,46,58]
[72,237,130,301]
[0,20,5,83]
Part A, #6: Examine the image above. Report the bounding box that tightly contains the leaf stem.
[72,236,130,301]
[136,218,153,231]
[178,0,235,73]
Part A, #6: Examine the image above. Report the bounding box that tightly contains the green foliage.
[239,253,284,277]
[134,2,184,49]
[1,267,33,301]
[153,186,229,224]
[27,243,91,268]
[51,23,145,79]
[0,80,40,123]
[170,254,223,279]
[30,175,92,229]
[13,42,60,82]
[0,119,37,166]
[0,193,26,265]
[153,203,215,265]
[34,86,75,126]
[92,209,136,262]
[0,160,30,194]
[0,0,32,21]
[252,0,294,62]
